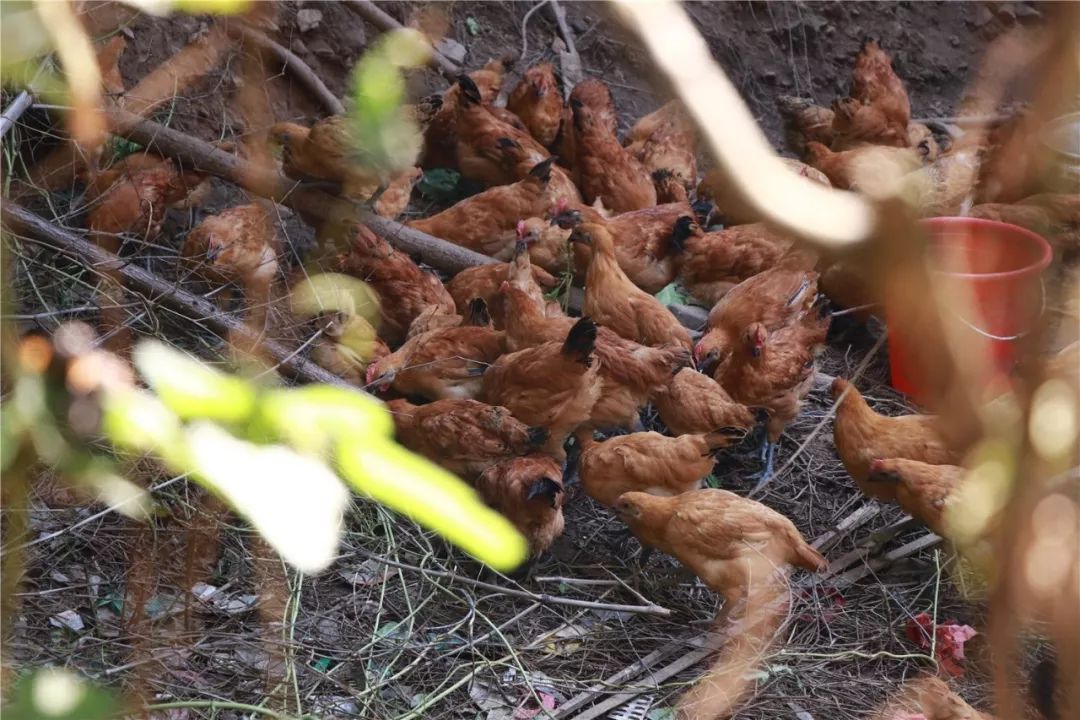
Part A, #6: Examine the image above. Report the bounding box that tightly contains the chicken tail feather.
[669,215,697,253]
[525,476,563,508]
[562,317,597,365]
[466,297,491,327]
[457,74,482,105]
[528,157,556,182]
[526,425,550,448]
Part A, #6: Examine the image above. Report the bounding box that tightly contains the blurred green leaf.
[1,668,119,720]
[256,384,392,457]
[465,16,481,36]
[134,341,256,424]
[185,422,347,573]
[348,29,430,177]
[0,3,50,72]
[337,438,528,571]
[654,282,689,306]
[118,0,250,14]
[312,656,333,673]
[100,388,188,467]
[290,272,381,325]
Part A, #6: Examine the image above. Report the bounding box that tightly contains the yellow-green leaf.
[185,422,347,573]
[100,388,188,468]
[133,341,256,424]
[337,439,528,571]
[257,384,392,457]
[290,272,381,325]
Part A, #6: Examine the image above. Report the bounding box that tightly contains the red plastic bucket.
[886,217,1053,399]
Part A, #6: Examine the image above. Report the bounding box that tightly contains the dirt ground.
[2,1,1053,719]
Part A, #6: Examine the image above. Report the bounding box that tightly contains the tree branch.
[346,1,461,79]
[1,202,348,388]
[232,26,346,116]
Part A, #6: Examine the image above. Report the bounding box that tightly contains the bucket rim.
[919,216,1054,282]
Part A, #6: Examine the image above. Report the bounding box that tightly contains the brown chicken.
[865,458,966,536]
[309,312,389,385]
[270,114,423,216]
[515,214,574,275]
[366,321,504,400]
[616,489,826,719]
[832,39,912,149]
[554,202,694,294]
[617,488,826,589]
[475,455,565,555]
[717,304,830,485]
[422,55,513,169]
[445,255,559,330]
[566,79,657,213]
[695,159,831,226]
[653,368,757,437]
[624,100,697,202]
[555,78,616,173]
[409,158,565,259]
[972,200,1080,256]
[506,62,563,147]
[385,398,548,480]
[270,116,376,200]
[181,203,281,328]
[867,676,992,720]
[776,95,837,157]
[334,223,456,345]
[819,260,877,320]
[578,430,745,508]
[695,266,820,373]
[501,281,688,432]
[572,223,692,349]
[804,140,923,192]
[676,217,816,306]
[86,154,205,253]
[831,378,964,501]
[479,317,600,458]
[452,75,550,187]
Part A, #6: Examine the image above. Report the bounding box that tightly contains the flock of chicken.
[73,33,1080,719]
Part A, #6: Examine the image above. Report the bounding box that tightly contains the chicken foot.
[749,439,778,494]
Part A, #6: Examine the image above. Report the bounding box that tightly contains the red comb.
[516,220,526,238]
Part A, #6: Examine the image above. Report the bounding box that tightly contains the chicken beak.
[205,244,222,263]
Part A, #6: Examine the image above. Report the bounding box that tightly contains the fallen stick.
[232,26,345,116]
[548,0,584,99]
[833,532,942,588]
[346,0,461,79]
[810,501,883,553]
[1,202,348,388]
[554,637,701,718]
[102,110,712,329]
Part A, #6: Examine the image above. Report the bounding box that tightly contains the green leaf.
[647,709,675,720]
[99,388,188,468]
[185,422,348,573]
[417,168,463,202]
[465,16,481,36]
[256,384,392,457]
[654,282,689,306]
[133,341,256,424]
[336,438,528,571]
[290,272,381,324]
[1,668,120,720]
[312,656,333,673]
